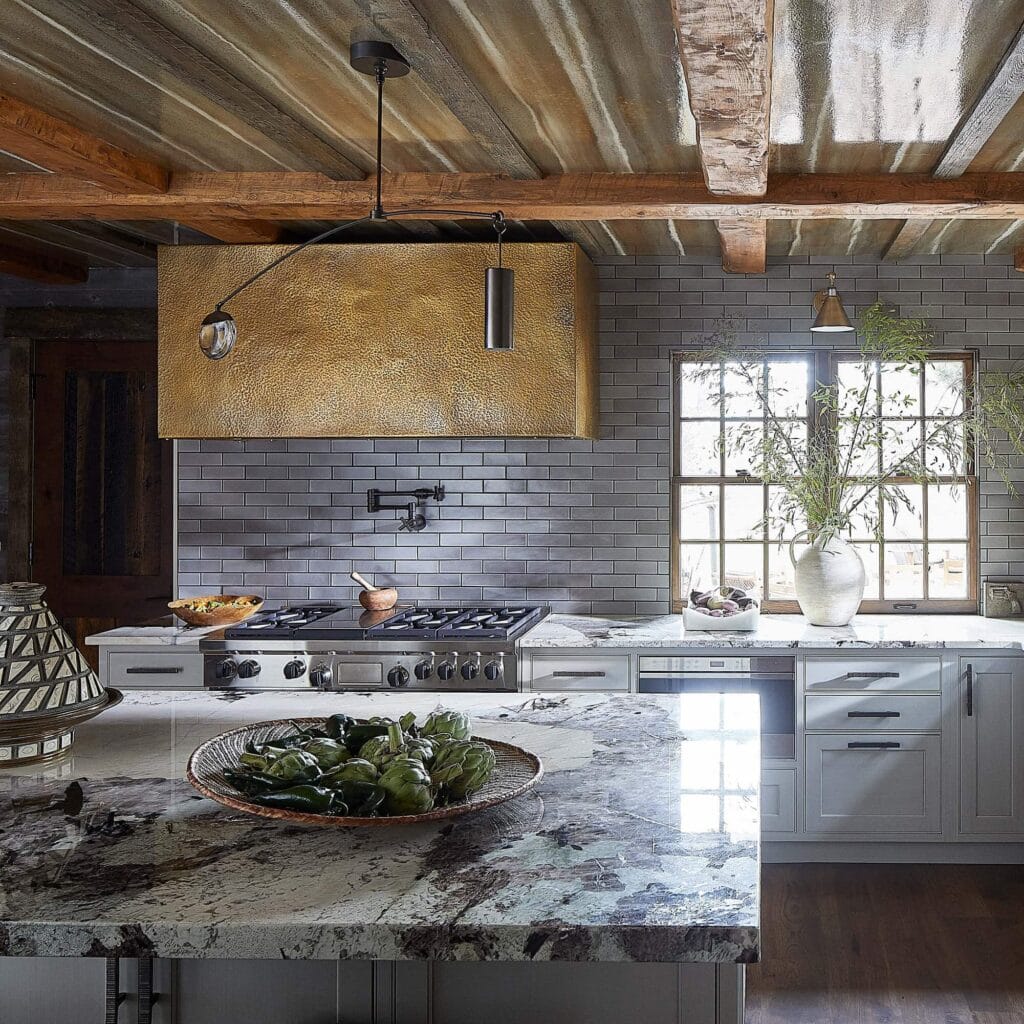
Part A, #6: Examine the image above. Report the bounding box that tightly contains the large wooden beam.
[0,93,168,194]
[673,0,774,197]
[0,242,88,284]
[883,20,1024,260]
[5,171,1024,222]
[717,219,767,273]
[38,0,364,180]
[351,0,612,256]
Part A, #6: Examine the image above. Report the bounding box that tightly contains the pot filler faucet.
[367,484,446,532]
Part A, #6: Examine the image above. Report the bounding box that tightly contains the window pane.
[882,485,924,540]
[884,543,924,598]
[925,360,965,417]
[881,419,922,471]
[880,362,922,417]
[723,485,764,539]
[837,360,878,416]
[926,419,966,475]
[768,540,802,600]
[839,420,881,477]
[723,544,764,598]
[679,361,720,418]
[929,543,968,598]
[766,360,809,417]
[723,362,764,417]
[680,543,719,595]
[846,486,880,540]
[722,420,762,476]
[851,542,880,600]
[772,420,808,474]
[928,484,968,539]
[679,485,720,540]
[679,421,721,476]
[767,486,807,539]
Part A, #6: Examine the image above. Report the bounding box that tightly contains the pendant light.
[810,271,854,332]
[199,41,514,358]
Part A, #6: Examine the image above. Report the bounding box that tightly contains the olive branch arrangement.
[688,302,1024,544]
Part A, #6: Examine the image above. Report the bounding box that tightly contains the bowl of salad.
[168,594,263,627]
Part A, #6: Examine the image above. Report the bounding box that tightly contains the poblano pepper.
[324,713,355,740]
[252,784,335,814]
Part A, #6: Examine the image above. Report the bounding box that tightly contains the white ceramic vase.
[788,532,866,626]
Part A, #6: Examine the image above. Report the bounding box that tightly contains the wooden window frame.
[671,350,979,615]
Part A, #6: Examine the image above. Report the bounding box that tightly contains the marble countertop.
[85,618,220,646]
[0,690,759,963]
[522,613,1024,650]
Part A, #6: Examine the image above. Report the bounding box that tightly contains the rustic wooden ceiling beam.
[6,171,1024,221]
[0,241,88,284]
[38,0,364,180]
[883,20,1024,260]
[178,218,285,244]
[716,219,767,273]
[673,0,774,198]
[350,0,613,257]
[0,93,168,193]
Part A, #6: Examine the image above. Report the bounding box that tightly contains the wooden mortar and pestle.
[350,571,398,611]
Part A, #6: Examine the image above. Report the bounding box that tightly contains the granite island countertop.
[521,612,1024,650]
[0,690,759,963]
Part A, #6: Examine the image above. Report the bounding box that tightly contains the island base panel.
[0,958,744,1024]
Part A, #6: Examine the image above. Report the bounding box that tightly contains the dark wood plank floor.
[747,864,1024,1024]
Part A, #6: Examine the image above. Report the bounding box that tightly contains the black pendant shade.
[485,267,514,350]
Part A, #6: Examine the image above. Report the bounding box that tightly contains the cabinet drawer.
[804,657,940,693]
[761,769,797,833]
[107,651,203,689]
[805,733,941,834]
[805,693,941,732]
[529,655,630,691]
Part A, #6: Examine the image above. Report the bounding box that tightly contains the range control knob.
[436,659,457,681]
[414,659,434,680]
[387,665,410,688]
[214,658,237,681]
[483,659,503,681]
[283,659,306,680]
[236,659,261,679]
[309,662,332,690]
[461,657,480,681]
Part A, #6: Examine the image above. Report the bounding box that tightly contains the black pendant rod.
[373,61,386,219]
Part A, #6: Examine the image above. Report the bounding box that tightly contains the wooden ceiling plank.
[883,20,1024,260]
[351,0,615,256]
[717,219,766,273]
[9,171,1024,221]
[672,0,774,197]
[0,93,168,193]
[178,218,285,244]
[0,241,88,284]
[0,220,154,266]
[40,0,364,180]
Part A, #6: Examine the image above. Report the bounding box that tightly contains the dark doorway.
[22,329,172,665]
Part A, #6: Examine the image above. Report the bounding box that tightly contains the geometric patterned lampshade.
[0,581,121,766]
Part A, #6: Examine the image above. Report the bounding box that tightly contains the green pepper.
[343,723,390,755]
[223,769,291,797]
[324,713,355,740]
[253,784,336,814]
[330,779,387,816]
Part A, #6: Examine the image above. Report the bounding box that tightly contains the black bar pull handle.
[966,664,974,717]
[847,710,901,718]
[844,671,900,679]
[125,666,184,675]
[552,670,606,678]
[847,741,901,749]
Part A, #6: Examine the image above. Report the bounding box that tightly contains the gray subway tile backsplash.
[179,254,1024,613]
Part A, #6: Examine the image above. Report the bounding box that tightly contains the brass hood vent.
[157,241,598,439]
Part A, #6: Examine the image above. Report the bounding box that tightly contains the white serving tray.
[683,605,760,631]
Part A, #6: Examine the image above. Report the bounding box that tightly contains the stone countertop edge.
[519,613,1024,650]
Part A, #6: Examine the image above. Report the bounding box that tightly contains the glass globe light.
[199,310,237,360]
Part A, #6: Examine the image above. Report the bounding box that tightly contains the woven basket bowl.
[187,718,544,827]
[168,595,263,627]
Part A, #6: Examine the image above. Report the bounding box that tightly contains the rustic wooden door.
[31,340,172,663]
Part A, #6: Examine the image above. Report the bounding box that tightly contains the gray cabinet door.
[960,657,1024,835]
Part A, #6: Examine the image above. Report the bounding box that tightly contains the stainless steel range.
[200,604,548,692]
